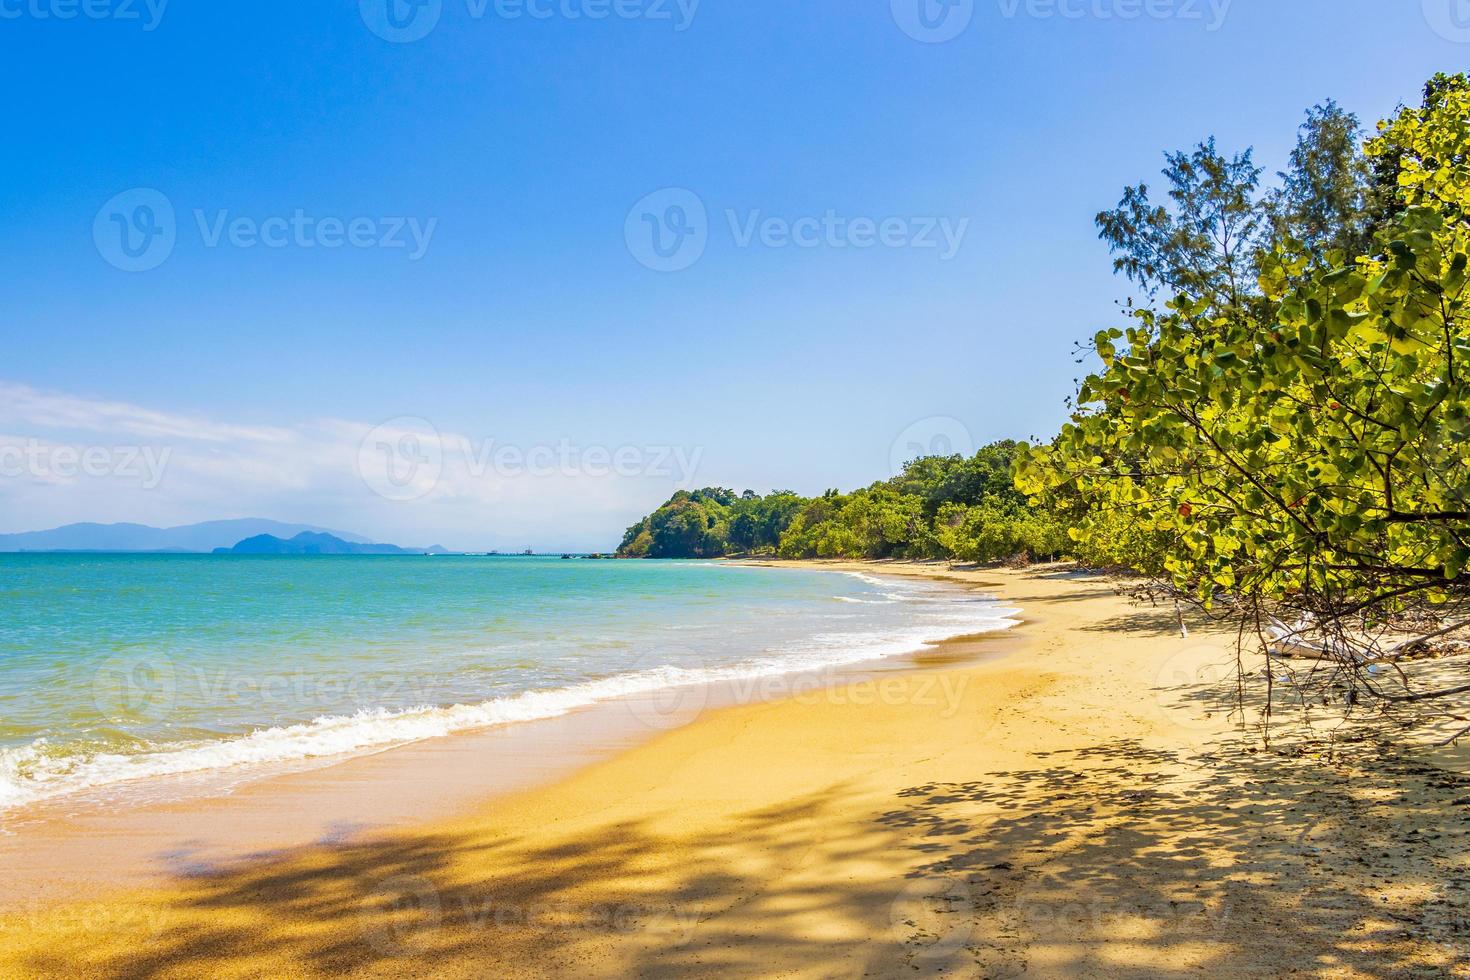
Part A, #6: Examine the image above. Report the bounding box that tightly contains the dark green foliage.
[1096,138,1265,304]
[617,442,1066,563]
[1020,74,1470,620]
[1097,100,1391,308]
[1266,100,1383,260]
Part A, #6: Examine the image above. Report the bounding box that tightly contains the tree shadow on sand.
[10,590,1470,978]
[878,738,1470,977]
[14,732,1470,978]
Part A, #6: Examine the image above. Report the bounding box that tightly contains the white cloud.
[0,382,295,444]
[0,381,699,550]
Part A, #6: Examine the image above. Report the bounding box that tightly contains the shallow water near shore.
[0,555,1018,816]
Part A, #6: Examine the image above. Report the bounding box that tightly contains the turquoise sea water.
[0,555,1018,813]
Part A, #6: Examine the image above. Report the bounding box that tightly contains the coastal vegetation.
[623,77,1469,587]
[1019,73,1470,721]
[616,441,1067,562]
[623,72,1470,731]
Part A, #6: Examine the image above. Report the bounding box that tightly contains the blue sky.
[0,0,1463,549]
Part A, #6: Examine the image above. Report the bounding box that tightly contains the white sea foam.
[842,571,889,587]
[0,573,1019,814]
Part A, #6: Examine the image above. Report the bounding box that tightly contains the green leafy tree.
[618,442,1063,562]
[1266,100,1382,260]
[1096,138,1265,306]
[648,496,717,559]
[728,512,760,554]
[1019,76,1470,706]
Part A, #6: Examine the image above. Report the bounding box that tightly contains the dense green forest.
[616,441,1067,562]
[623,71,1470,683]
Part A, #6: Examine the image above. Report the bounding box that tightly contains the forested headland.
[616,441,1067,562]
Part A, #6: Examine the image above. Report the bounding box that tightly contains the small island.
[212,532,447,556]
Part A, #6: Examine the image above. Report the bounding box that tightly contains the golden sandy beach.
[3,562,1469,978]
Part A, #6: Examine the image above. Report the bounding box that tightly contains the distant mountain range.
[0,520,376,553]
[214,532,449,556]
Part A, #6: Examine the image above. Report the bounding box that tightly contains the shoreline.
[0,565,1020,909]
[0,560,1015,820]
[4,562,1468,976]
